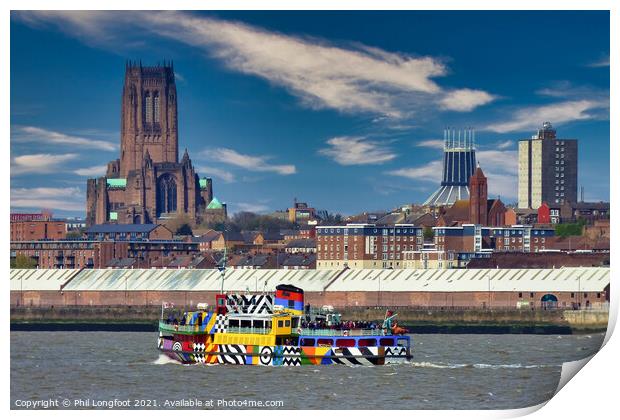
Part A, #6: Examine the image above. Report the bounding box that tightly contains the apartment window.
[530,293,534,298]
[518,292,523,298]
[571,293,575,298]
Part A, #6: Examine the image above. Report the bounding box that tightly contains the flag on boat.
[162,302,174,309]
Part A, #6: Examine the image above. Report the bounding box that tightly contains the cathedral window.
[153,91,160,123]
[157,174,177,216]
[144,91,153,123]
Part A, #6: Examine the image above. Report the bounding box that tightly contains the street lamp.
[487,274,491,309]
[375,272,382,307]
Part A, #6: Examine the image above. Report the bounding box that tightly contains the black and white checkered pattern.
[211,314,228,333]
[193,343,206,353]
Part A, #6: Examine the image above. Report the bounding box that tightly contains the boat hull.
[158,337,411,366]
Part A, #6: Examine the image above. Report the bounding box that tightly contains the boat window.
[317,338,333,346]
[266,321,272,330]
[300,338,315,346]
[285,320,291,327]
[380,338,395,346]
[291,318,299,328]
[358,338,377,346]
[335,339,356,347]
[229,319,240,328]
[254,320,264,329]
[240,319,251,328]
[278,320,283,328]
[397,338,409,347]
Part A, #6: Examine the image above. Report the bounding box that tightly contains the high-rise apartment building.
[518,122,578,209]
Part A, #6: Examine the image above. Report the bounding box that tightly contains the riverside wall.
[10,305,609,333]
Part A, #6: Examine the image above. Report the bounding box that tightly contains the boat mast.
[218,225,228,294]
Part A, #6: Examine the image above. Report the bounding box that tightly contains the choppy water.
[11,331,604,410]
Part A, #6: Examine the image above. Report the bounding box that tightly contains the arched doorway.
[156,174,177,216]
[541,294,558,309]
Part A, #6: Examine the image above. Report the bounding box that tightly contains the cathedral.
[86,61,227,226]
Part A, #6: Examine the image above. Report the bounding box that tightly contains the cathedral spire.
[182,148,190,162]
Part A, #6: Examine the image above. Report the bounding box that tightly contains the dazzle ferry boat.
[158,284,412,366]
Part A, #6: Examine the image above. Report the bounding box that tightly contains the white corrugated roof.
[326,267,609,292]
[60,269,340,292]
[9,269,80,291]
[10,267,609,293]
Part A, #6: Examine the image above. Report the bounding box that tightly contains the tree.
[176,223,193,236]
[423,227,434,241]
[65,230,84,240]
[11,254,38,269]
[555,220,586,238]
[164,214,193,236]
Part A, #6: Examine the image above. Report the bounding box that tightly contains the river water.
[11,331,604,410]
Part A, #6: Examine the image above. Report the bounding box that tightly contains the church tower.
[469,164,488,225]
[117,61,178,178]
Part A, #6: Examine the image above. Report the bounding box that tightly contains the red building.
[538,202,551,224]
[469,165,488,225]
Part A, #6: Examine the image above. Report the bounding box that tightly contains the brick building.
[85,223,173,241]
[434,224,556,253]
[316,224,424,269]
[10,220,67,241]
[11,239,200,269]
[86,62,226,226]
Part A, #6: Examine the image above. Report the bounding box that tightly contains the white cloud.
[207,148,296,175]
[74,165,107,177]
[11,187,84,212]
[416,139,444,149]
[11,153,78,175]
[318,136,397,165]
[484,100,606,133]
[12,126,117,151]
[195,165,235,183]
[495,140,513,150]
[385,160,442,183]
[587,54,609,68]
[439,88,496,112]
[14,11,496,117]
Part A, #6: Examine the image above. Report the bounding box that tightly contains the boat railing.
[298,328,384,336]
[159,321,273,335]
[159,321,205,334]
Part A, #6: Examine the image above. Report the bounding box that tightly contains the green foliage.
[176,223,193,236]
[11,254,38,269]
[555,220,586,238]
[65,230,84,239]
[423,227,434,241]
[229,212,296,232]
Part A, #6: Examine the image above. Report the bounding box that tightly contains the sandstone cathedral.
[86,62,227,226]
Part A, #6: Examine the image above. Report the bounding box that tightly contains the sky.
[10,11,610,218]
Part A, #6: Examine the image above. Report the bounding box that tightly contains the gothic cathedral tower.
[117,62,178,178]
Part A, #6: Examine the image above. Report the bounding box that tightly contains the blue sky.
[10,11,610,217]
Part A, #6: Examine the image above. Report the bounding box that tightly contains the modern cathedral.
[86,62,227,226]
